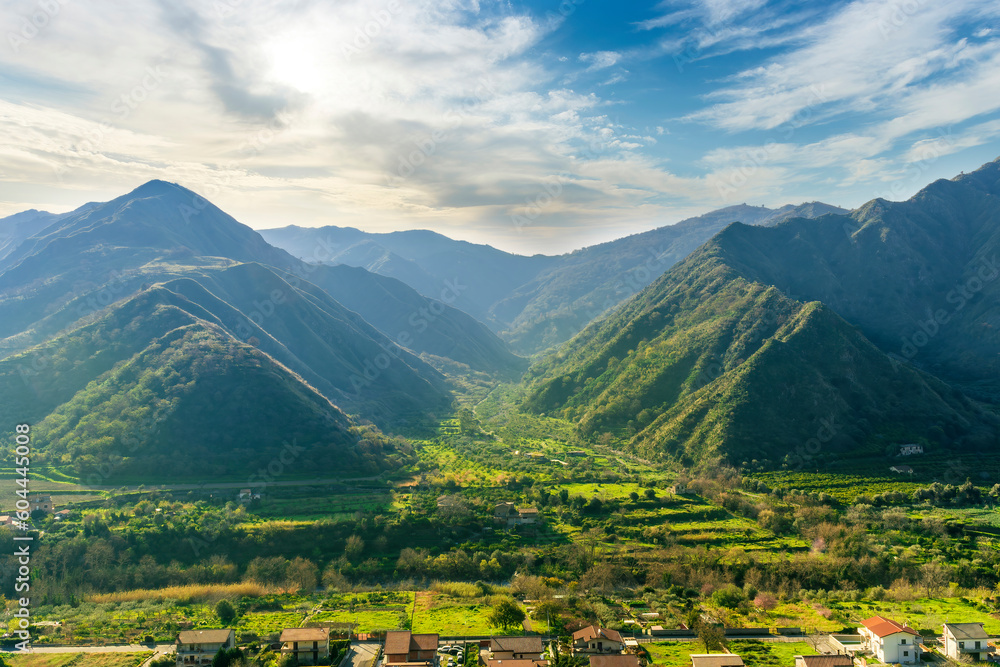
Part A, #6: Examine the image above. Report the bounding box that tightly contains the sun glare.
[266,38,326,94]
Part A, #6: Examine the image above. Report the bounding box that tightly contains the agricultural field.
[1,652,153,667]
[251,492,392,521]
[750,472,926,504]
[313,591,414,633]
[727,641,819,667]
[643,641,820,667]
[236,611,306,638]
[643,641,710,667]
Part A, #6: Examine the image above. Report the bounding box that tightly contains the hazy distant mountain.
[259,225,558,325]
[263,202,846,354]
[0,202,98,261]
[493,202,849,353]
[524,162,1000,467]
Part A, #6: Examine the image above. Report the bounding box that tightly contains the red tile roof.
[573,626,624,644]
[861,616,919,638]
[590,656,639,667]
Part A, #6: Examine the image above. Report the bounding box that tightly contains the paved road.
[346,640,381,667]
[9,642,175,655]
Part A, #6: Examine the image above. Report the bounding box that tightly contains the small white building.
[899,444,924,456]
[859,616,920,665]
[942,622,992,663]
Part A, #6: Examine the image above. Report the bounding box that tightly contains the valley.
[2,161,1000,667]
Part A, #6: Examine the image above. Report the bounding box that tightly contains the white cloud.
[579,50,621,71]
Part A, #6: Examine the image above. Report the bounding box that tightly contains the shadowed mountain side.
[524,223,999,468]
[0,290,412,481]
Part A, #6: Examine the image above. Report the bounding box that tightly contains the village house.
[794,655,853,667]
[493,503,541,527]
[280,627,330,665]
[890,465,914,474]
[29,495,53,513]
[487,659,549,667]
[690,655,744,667]
[490,636,545,661]
[942,622,993,663]
[176,628,236,666]
[859,616,920,665]
[899,444,924,456]
[384,630,439,666]
[0,515,16,527]
[572,626,624,655]
[589,655,639,667]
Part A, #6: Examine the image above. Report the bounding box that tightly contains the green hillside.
[524,182,1000,467]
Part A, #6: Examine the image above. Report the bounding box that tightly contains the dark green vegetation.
[0,180,519,481]
[262,203,845,355]
[525,159,1000,468]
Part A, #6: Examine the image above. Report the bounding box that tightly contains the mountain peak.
[126,179,194,200]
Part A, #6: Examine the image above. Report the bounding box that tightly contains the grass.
[727,641,819,667]
[1,653,153,667]
[311,609,408,633]
[87,582,270,604]
[411,594,498,635]
[644,641,713,667]
[236,611,305,638]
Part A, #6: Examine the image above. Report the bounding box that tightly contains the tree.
[286,557,319,593]
[488,597,526,632]
[215,599,236,624]
[919,562,950,596]
[345,535,365,564]
[695,622,725,652]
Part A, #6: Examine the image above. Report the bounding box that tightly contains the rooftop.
[178,629,234,645]
[491,636,544,653]
[861,616,919,638]
[796,655,854,667]
[944,623,989,640]
[589,656,640,667]
[573,626,624,644]
[690,655,745,667]
[281,627,330,642]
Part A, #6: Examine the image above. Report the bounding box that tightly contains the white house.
[859,616,920,665]
[176,629,236,666]
[899,444,924,456]
[943,623,992,663]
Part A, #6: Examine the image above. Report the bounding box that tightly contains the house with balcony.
[176,628,235,666]
[280,627,330,665]
[943,623,993,663]
[859,616,920,665]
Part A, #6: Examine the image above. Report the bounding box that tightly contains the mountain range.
[2,159,999,479]
[260,202,847,354]
[524,159,1000,468]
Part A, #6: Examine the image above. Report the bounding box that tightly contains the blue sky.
[1,0,999,253]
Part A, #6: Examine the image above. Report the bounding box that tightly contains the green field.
[644,641,819,667]
[312,609,408,632]
[1,653,153,667]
